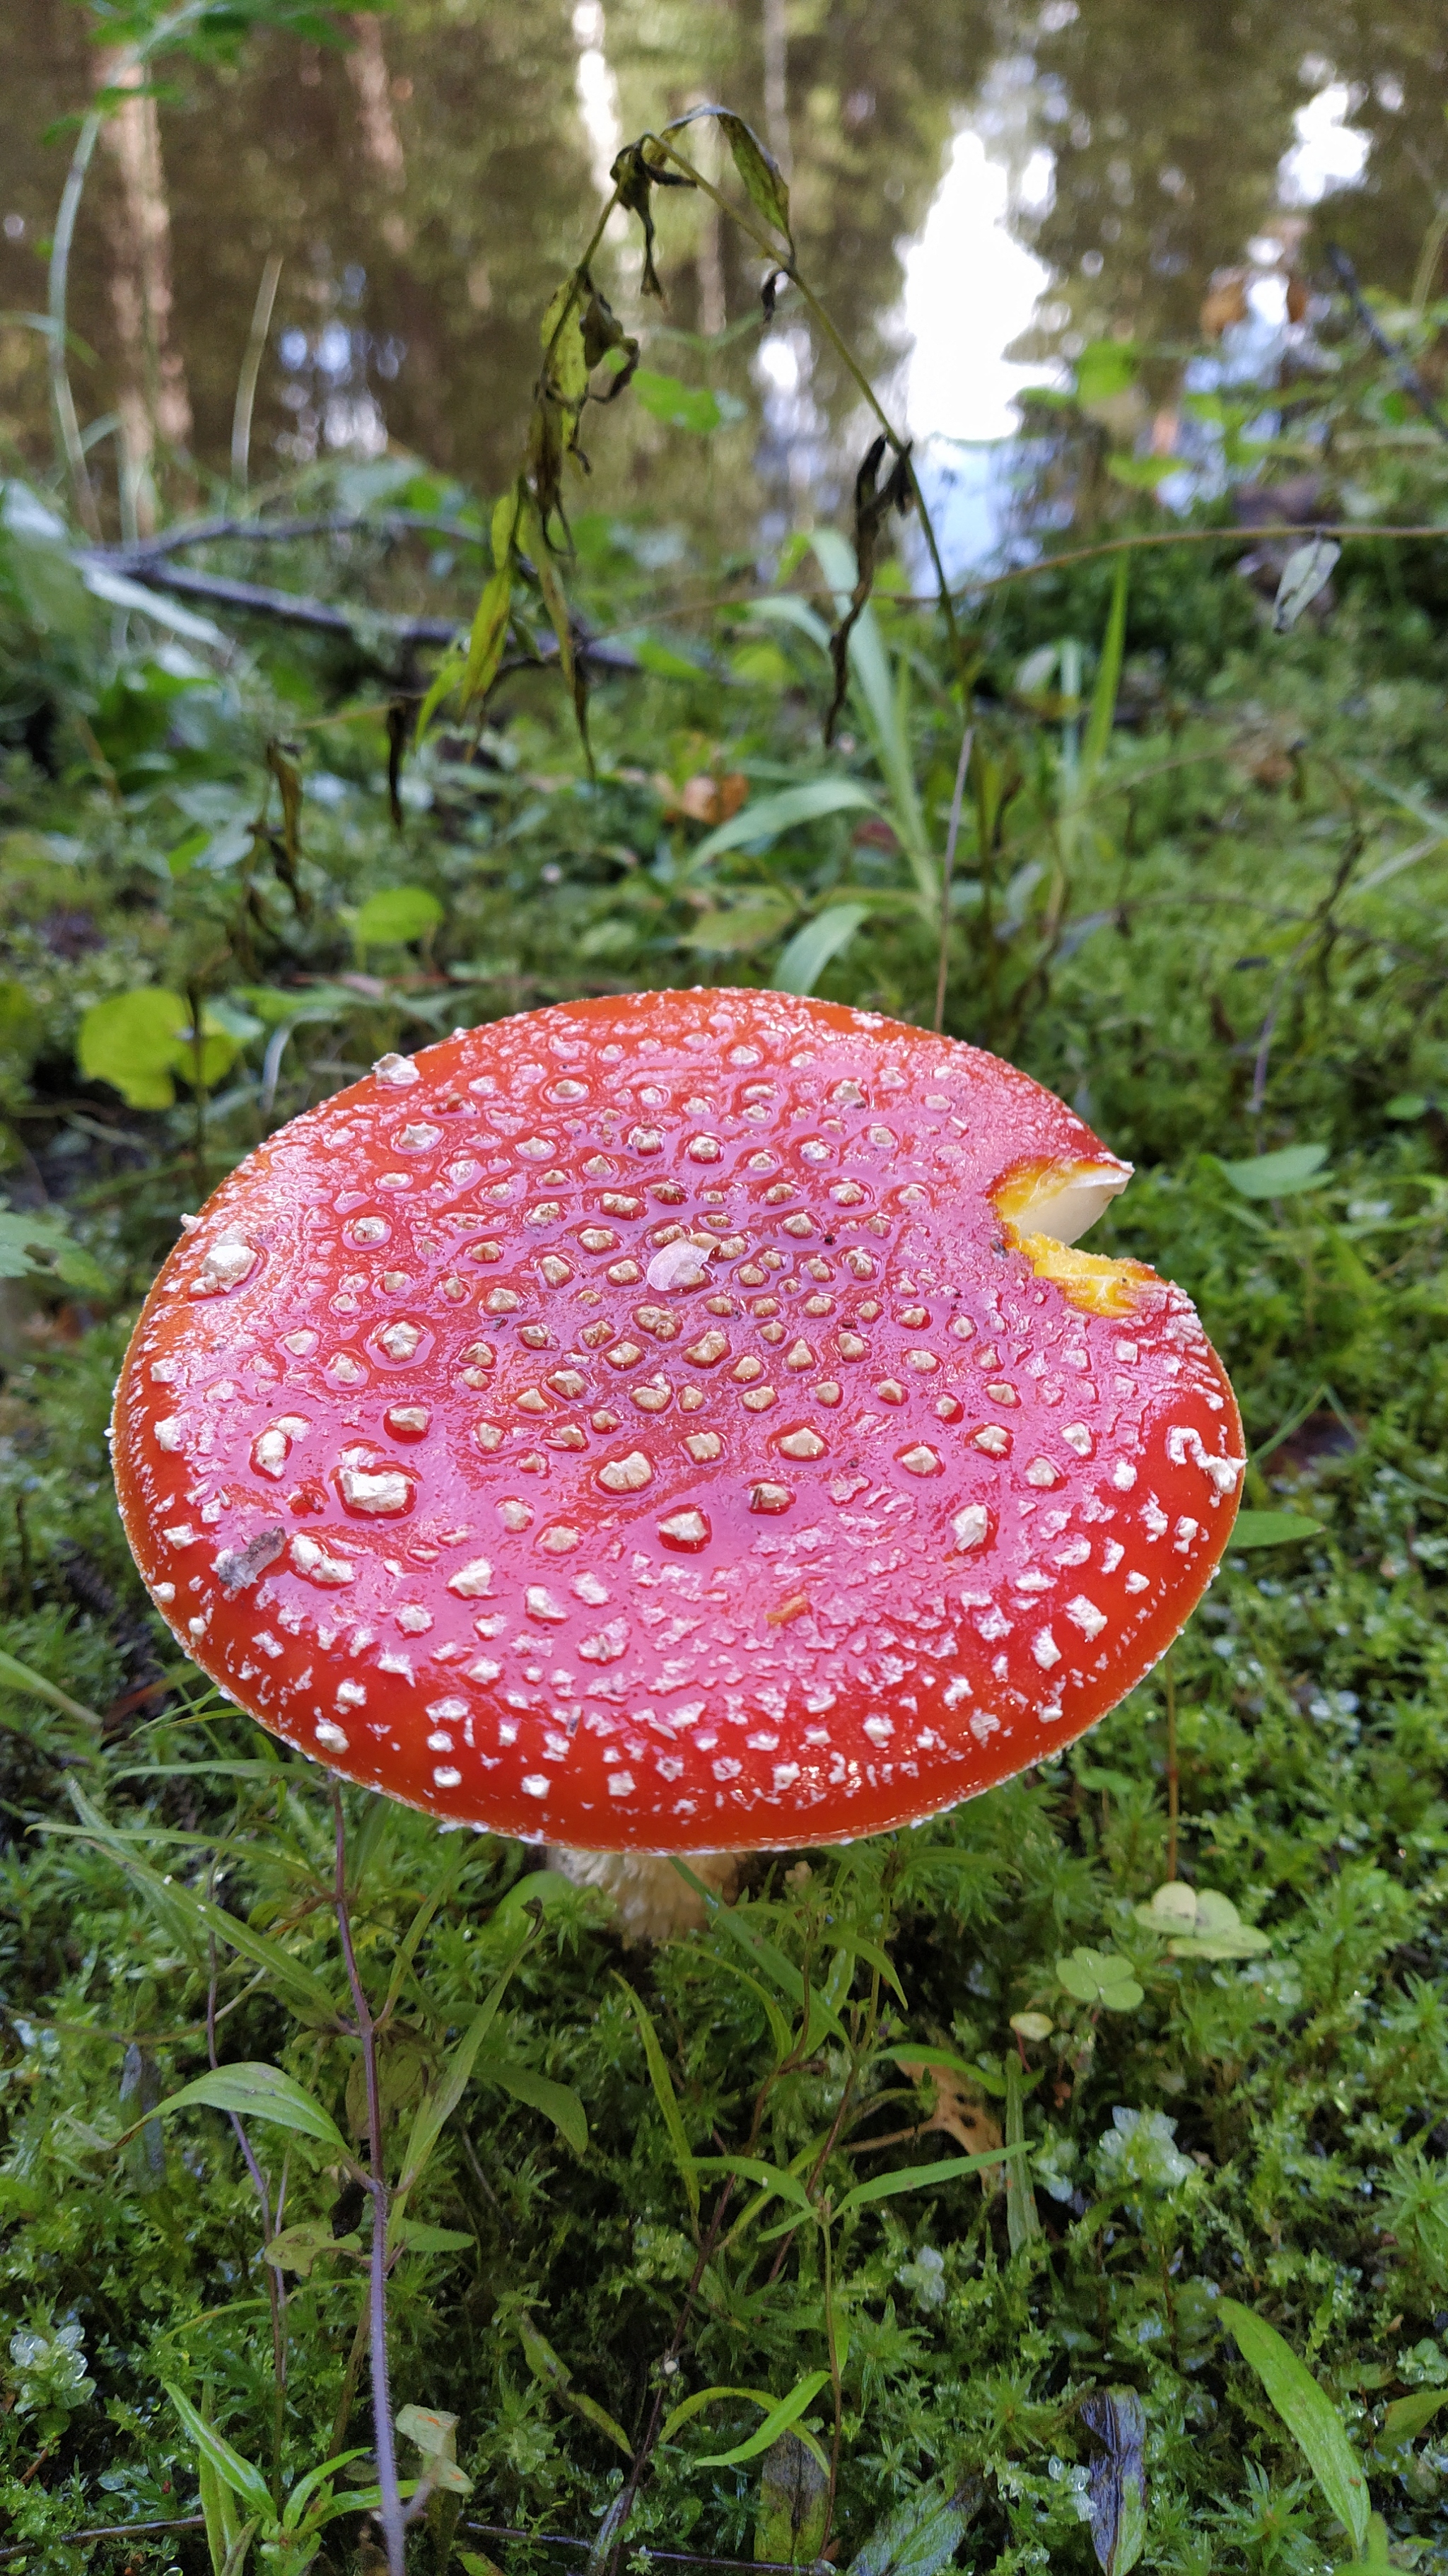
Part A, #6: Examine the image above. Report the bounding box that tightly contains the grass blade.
[1220,2298,1370,2549]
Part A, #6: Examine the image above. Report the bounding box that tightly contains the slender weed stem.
[332,1786,406,2576]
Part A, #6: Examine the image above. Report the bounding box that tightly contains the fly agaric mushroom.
[111,991,1243,1939]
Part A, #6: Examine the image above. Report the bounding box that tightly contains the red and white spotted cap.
[111,989,1243,1854]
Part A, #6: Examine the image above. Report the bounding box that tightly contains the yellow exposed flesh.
[1012,1230,1152,1317]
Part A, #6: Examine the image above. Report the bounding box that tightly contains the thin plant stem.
[231,253,283,493]
[331,1786,406,2576]
[933,724,973,1033]
[651,134,964,680]
[187,985,208,1198]
[1164,1651,1179,1883]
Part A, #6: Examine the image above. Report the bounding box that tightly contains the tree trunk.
[95,50,193,536]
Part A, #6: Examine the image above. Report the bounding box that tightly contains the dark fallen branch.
[1326,245,1448,447]
[120,510,489,561]
[78,547,639,677]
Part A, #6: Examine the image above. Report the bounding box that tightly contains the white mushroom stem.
[547,1846,742,1943]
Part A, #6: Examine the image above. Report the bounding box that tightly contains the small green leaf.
[263,2221,360,2277]
[1134,1883,1271,1959]
[480,2056,588,2155]
[395,2220,476,2256]
[1230,1511,1324,1550]
[1073,340,1141,406]
[632,369,745,434]
[1220,2298,1370,2550]
[354,886,444,948]
[1218,1142,1331,1198]
[1056,1949,1144,2010]
[1380,2389,1448,2449]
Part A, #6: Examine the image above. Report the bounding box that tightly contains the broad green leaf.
[1218,1143,1331,1198]
[1273,537,1341,633]
[683,897,796,955]
[834,2146,1020,2221]
[678,2372,831,2471]
[614,1975,699,2221]
[1230,1511,1324,1550]
[0,1205,107,1296]
[773,902,869,996]
[165,2382,274,2525]
[847,2477,983,2576]
[632,369,745,434]
[354,886,443,948]
[689,776,879,867]
[144,2063,349,2160]
[395,1944,528,2199]
[480,2055,588,2155]
[1220,2298,1370,2549]
[78,985,189,1109]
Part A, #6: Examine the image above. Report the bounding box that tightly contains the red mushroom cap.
[112,990,1242,1851]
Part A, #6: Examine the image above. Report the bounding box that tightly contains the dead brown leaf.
[899,2058,1003,2189]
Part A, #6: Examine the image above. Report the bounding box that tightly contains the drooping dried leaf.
[825,433,914,742]
[715,110,792,245]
